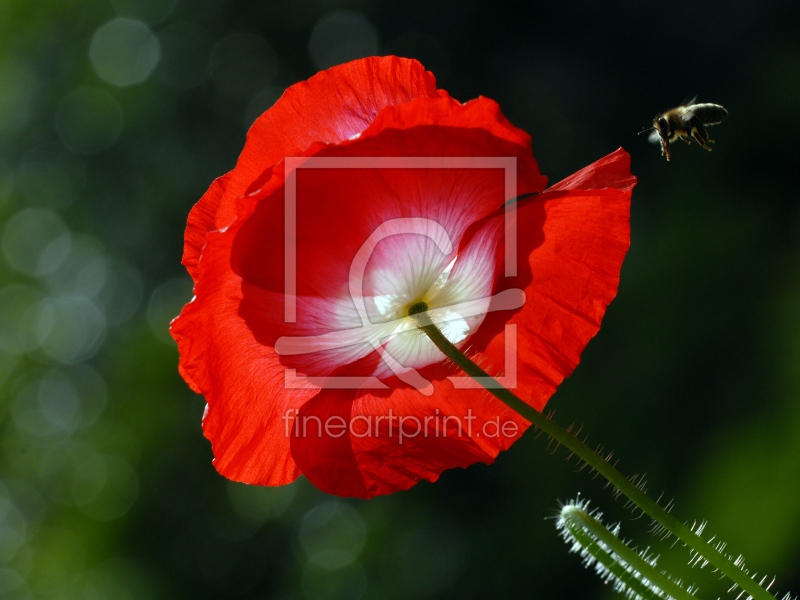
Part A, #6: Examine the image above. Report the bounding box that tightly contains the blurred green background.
[1,0,799,598]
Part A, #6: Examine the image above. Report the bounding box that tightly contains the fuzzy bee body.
[647,99,728,161]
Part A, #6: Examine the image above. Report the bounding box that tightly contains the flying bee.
[643,98,728,161]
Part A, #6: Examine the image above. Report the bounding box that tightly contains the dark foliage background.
[1,0,799,598]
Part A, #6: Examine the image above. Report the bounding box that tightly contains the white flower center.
[275,218,499,382]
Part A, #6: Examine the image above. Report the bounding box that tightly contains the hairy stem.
[416,317,773,600]
[559,502,695,600]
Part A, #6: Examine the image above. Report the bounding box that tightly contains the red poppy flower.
[171,56,635,499]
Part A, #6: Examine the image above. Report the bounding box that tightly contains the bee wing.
[681,95,698,106]
[647,130,661,144]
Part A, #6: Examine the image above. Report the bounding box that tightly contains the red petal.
[358,95,537,156]
[181,57,442,284]
[182,172,230,282]
[467,148,635,410]
[226,57,441,227]
[547,147,637,193]
[171,251,314,486]
[290,371,527,498]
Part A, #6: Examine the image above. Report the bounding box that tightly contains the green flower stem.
[561,504,696,600]
[562,521,663,600]
[416,317,774,600]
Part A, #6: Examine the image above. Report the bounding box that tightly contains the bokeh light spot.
[94,261,143,328]
[308,11,379,71]
[11,371,77,438]
[89,18,160,87]
[39,296,106,364]
[0,284,44,355]
[37,371,83,431]
[68,365,108,428]
[0,568,31,600]
[20,298,55,354]
[56,87,124,155]
[209,32,277,99]
[2,208,71,277]
[111,0,178,25]
[0,485,27,562]
[43,234,107,298]
[299,501,367,570]
[147,276,193,344]
[1,479,45,548]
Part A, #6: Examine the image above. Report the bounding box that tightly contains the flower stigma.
[407,301,429,317]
